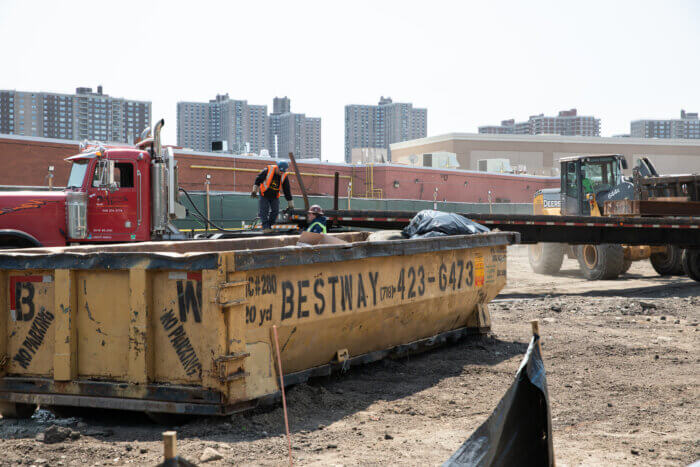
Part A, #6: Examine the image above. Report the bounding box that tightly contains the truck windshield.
[67,160,89,188]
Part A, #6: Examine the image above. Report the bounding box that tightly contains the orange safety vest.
[260,165,288,198]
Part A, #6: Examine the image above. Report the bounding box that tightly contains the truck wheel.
[0,401,36,419]
[681,249,700,282]
[650,245,684,276]
[576,244,625,280]
[528,243,565,275]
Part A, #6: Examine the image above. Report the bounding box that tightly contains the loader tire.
[681,249,700,282]
[576,244,625,280]
[650,245,685,276]
[528,243,566,275]
[0,401,36,419]
[621,260,632,275]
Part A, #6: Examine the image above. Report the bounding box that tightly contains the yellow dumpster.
[0,231,517,417]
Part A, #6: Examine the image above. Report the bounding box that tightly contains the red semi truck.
[0,120,190,248]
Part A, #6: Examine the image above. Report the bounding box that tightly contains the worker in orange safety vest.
[251,160,294,230]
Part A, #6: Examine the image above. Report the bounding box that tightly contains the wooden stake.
[530,319,542,354]
[272,325,293,466]
[163,431,177,460]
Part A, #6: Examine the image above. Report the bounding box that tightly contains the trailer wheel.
[576,244,625,280]
[650,245,685,276]
[528,243,565,275]
[681,249,700,282]
[0,401,36,419]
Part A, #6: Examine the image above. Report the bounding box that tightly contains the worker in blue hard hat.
[251,160,294,230]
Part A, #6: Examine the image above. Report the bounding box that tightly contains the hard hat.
[308,204,324,215]
[277,160,289,172]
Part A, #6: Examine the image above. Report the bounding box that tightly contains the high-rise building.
[273,96,291,115]
[0,86,150,143]
[177,94,268,153]
[268,97,321,159]
[479,109,600,137]
[630,110,700,139]
[344,97,427,163]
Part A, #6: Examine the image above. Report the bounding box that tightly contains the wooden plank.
[54,270,78,381]
[604,200,639,216]
[127,268,152,384]
[605,199,700,217]
[649,196,690,202]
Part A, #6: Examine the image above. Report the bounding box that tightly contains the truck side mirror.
[95,159,116,190]
[620,157,628,170]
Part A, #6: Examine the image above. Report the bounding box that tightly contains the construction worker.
[251,160,294,230]
[306,205,327,233]
[581,168,594,194]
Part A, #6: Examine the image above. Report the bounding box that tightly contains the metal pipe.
[153,119,164,159]
[205,174,211,233]
[190,164,352,181]
[333,172,339,227]
[139,126,152,142]
[288,152,310,213]
[47,166,54,191]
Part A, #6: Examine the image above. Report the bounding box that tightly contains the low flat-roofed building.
[391,133,700,176]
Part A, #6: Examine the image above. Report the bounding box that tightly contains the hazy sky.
[1,0,698,161]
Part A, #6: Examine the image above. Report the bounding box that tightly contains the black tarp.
[402,210,490,239]
[444,335,554,467]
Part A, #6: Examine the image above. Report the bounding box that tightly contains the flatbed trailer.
[292,209,700,247]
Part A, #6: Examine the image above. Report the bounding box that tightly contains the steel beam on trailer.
[292,209,700,248]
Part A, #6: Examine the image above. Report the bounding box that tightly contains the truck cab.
[64,147,152,243]
[0,119,186,248]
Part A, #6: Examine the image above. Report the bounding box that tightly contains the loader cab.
[560,154,628,216]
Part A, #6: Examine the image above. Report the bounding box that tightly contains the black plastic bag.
[402,210,490,239]
[443,335,554,467]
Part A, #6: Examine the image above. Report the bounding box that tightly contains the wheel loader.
[528,154,685,280]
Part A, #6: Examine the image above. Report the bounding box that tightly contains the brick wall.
[0,137,79,186]
[0,136,557,203]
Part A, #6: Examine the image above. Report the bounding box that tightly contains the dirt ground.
[0,244,698,466]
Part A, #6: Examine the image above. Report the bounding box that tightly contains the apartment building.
[630,110,700,139]
[0,86,150,143]
[479,109,600,137]
[344,97,427,163]
[177,94,268,153]
[268,97,321,159]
